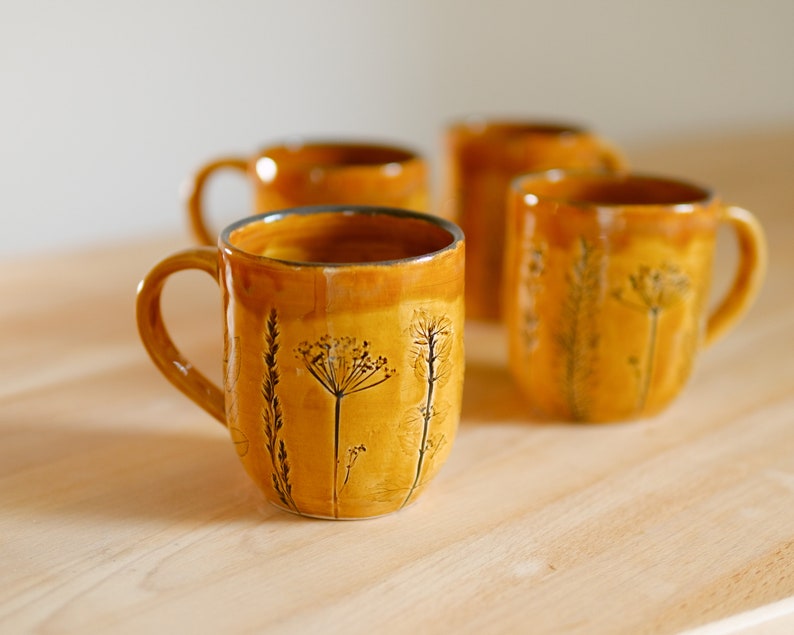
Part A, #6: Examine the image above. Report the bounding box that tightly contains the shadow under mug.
[185,140,429,245]
[136,206,465,519]
[442,118,626,321]
[503,170,767,423]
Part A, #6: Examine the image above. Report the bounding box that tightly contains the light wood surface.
[1,127,793,634]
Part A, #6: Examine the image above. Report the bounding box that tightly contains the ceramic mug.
[442,117,625,321]
[136,206,465,519]
[186,140,429,245]
[504,170,767,422]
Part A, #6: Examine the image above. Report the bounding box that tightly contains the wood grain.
[1,126,793,634]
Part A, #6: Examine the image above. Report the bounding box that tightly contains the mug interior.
[262,142,417,168]
[456,118,585,138]
[516,172,711,206]
[225,207,460,265]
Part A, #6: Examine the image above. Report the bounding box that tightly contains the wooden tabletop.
[2,127,793,634]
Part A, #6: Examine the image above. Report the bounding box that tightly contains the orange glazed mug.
[137,206,465,519]
[504,170,767,423]
[442,118,625,321]
[186,140,429,245]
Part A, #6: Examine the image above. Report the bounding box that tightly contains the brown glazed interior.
[454,119,586,138]
[261,142,418,168]
[226,207,459,264]
[516,172,712,206]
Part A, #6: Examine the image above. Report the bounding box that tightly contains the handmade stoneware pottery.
[137,206,465,518]
[186,140,428,245]
[504,170,767,422]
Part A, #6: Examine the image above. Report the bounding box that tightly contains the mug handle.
[185,157,249,246]
[704,205,768,347]
[136,247,226,425]
[598,139,628,171]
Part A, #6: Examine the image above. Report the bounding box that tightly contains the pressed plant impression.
[262,309,299,513]
[224,335,249,457]
[340,444,367,493]
[295,335,395,517]
[401,310,454,508]
[613,264,691,411]
[555,237,604,421]
[521,244,546,355]
[515,242,548,407]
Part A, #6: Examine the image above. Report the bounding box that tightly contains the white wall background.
[3,0,793,256]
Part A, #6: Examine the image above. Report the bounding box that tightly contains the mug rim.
[448,115,589,137]
[254,137,424,167]
[220,205,464,268]
[511,169,715,210]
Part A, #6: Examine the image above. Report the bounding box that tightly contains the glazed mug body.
[504,170,766,422]
[137,206,465,518]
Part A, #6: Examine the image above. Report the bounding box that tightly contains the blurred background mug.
[442,118,625,321]
[137,206,465,519]
[504,170,767,422]
[186,140,429,245]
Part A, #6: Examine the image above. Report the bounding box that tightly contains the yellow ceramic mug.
[504,170,767,422]
[442,118,625,321]
[186,140,429,245]
[137,206,465,519]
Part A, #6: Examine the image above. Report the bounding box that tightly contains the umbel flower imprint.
[295,335,395,517]
[613,264,691,411]
[613,264,691,315]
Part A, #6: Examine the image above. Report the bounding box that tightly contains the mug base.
[266,497,420,521]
